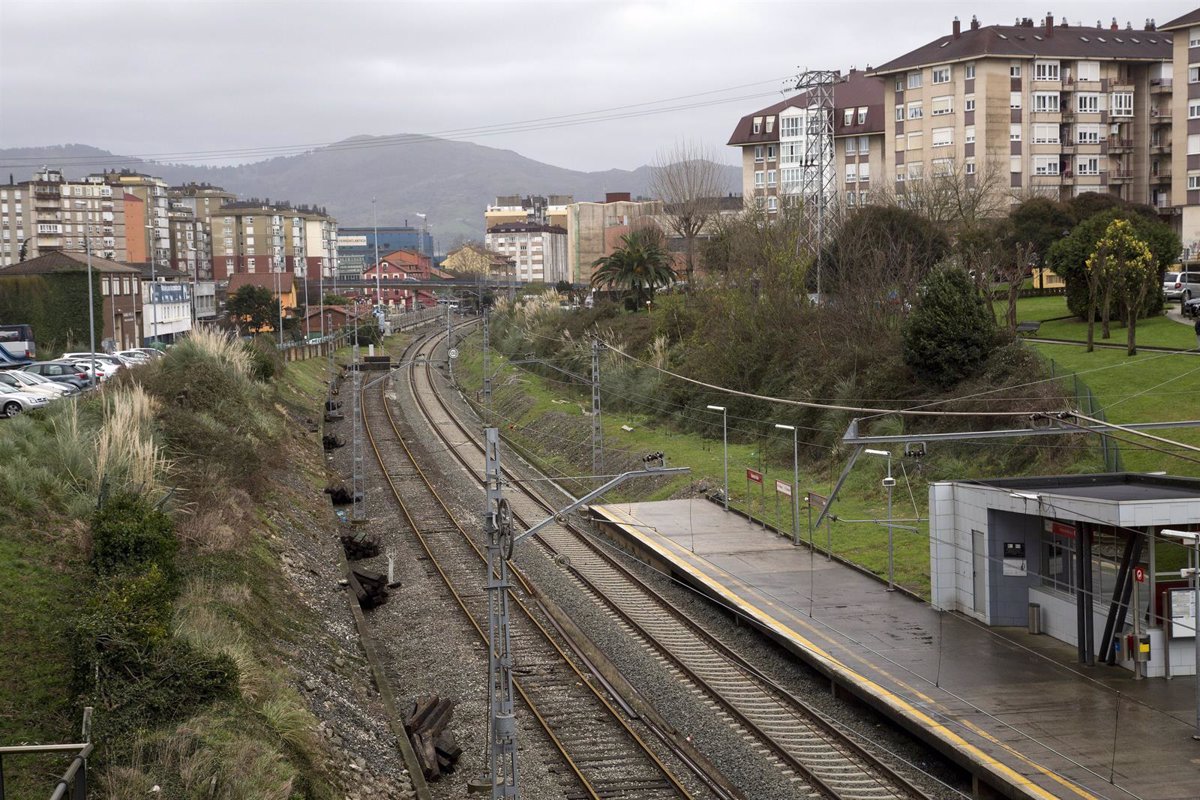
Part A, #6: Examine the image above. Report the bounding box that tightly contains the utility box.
[1134,634,1151,663]
[1028,602,1042,635]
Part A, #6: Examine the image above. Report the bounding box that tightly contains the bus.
[0,324,36,360]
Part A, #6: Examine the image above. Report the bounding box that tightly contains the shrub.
[244,337,284,382]
[91,492,178,587]
[903,267,998,388]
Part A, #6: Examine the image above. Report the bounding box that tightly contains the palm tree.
[590,227,676,310]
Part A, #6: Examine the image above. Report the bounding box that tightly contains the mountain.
[0,137,742,247]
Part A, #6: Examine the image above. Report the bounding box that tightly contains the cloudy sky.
[0,1,1189,173]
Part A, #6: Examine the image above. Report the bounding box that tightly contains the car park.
[0,370,73,399]
[1163,270,1200,302]
[0,383,51,417]
[23,361,96,389]
[60,354,126,380]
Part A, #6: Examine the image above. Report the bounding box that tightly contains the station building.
[930,473,1200,677]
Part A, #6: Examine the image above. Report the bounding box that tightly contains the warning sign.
[746,469,763,485]
[775,480,792,497]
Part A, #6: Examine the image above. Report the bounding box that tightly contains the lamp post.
[372,196,382,318]
[707,405,728,511]
[146,223,158,347]
[775,423,799,545]
[1161,528,1200,739]
[865,448,895,591]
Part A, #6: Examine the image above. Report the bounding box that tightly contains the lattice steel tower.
[792,69,840,298]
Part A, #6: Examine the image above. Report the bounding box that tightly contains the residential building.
[442,243,515,280]
[210,200,307,280]
[122,193,147,264]
[301,304,363,337]
[303,210,338,280]
[485,221,569,285]
[485,195,573,230]
[728,70,887,214]
[140,265,193,345]
[565,193,664,284]
[0,249,143,351]
[0,169,128,267]
[169,182,236,279]
[1160,10,1200,255]
[337,224,433,280]
[361,249,436,309]
[167,201,209,281]
[95,170,171,269]
[870,15,1173,208]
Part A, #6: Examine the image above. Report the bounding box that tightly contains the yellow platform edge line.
[593,504,1098,800]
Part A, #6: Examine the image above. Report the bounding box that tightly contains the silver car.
[0,383,50,417]
[1163,270,1200,302]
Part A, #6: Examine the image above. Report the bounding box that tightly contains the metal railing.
[0,709,92,800]
[1046,357,1123,471]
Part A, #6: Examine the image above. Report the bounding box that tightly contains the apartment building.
[96,170,171,268]
[169,182,236,280]
[0,169,128,267]
[1160,10,1200,255]
[210,200,307,280]
[485,221,569,285]
[167,201,208,281]
[728,70,887,213]
[485,195,573,230]
[566,193,664,284]
[870,15,1173,208]
[336,225,433,280]
[302,210,338,280]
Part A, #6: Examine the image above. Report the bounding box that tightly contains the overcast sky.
[0,1,1191,173]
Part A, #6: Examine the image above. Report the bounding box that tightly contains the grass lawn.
[1010,294,1198,349]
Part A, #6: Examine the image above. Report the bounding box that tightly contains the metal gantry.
[591,339,602,483]
[793,69,840,298]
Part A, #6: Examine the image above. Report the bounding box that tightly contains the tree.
[649,140,726,288]
[322,292,352,306]
[590,227,675,310]
[903,267,997,388]
[1007,197,1074,271]
[1087,219,1157,356]
[226,285,277,335]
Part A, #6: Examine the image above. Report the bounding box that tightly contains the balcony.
[1109,170,1134,183]
[1150,143,1170,155]
[1150,77,1173,94]
[1151,171,1172,182]
[1108,139,1134,153]
[1150,108,1172,124]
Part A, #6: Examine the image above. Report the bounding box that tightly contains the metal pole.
[319,246,326,339]
[775,424,798,545]
[1194,541,1199,738]
[275,270,283,346]
[373,197,382,316]
[147,222,158,346]
[84,236,97,389]
[446,301,453,384]
[886,454,895,591]
[707,405,727,510]
[592,339,602,483]
[483,307,492,413]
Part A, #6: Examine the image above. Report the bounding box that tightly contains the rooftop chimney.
[1144,18,1152,30]
[1111,17,1118,31]
[971,15,980,30]
[953,15,961,38]
[1046,12,1054,36]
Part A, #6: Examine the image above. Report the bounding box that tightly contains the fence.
[1046,356,1123,471]
[0,709,92,800]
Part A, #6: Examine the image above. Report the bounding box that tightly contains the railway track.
[399,325,936,800]
[358,332,715,800]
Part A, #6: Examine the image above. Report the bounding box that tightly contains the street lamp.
[707,405,728,511]
[865,448,896,591]
[775,423,799,545]
[372,197,383,321]
[1161,528,1200,739]
[145,223,158,346]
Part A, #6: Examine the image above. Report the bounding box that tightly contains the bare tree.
[649,140,727,288]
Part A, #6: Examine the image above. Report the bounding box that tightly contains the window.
[1190,101,1200,119]
[965,158,976,175]
[1033,124,1059,144]
[858,163,870,181]
[1076,60,1099,82]
[907,101,923,120]
[1033,92,1060,113]
[857,135,870,154]
[965,62,976,80]
[755,145,764,162]
[766,170,777,188]
[1034,60,1060,81]
[1191,27,1200,47]
[857,107,867,125]
[766,145,776,160]
[1010,155,1022,172]
[766,196,778,212]
[931,95,953,115]
[1190,134,1200,155]
[844,108,854,126]
[1077,93,1099,113]
[932,127,953,147]
[1111,92,1133,117]
[895,104,904,121]
[1191,65,1200,84]
[1076,156,1100,175]
[1010,63,1022,78]
[965,125,976,144]
[845,164,857,183]
[1040,525,1075,595]
[765,116,775,133]
[754,171,764,187]
[907,162,924,181]
[1010,124,1022,141]
[1076,124,1101,144]
[907,71,923,89]
[1010,91,1022,109]
[964,94,976,112]
[907,131,923,150]
[932,66,951,84]
[932,158,954,176]
[1034,156,1060,175]
[752,117,762,134]
[1190,173,1200,190]
[895,76,905,92]
[101,277,110,295]
[780,116,799,137]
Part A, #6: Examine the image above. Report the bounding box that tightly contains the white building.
[141,268,194,344]
[485,222,569,285]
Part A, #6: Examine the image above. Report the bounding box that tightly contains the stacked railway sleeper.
[357,335,717,800]
[400,327,937,800]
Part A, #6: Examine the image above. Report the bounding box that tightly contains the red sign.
[746,469,763,485]
[1045,520,1077,539]
[1134,566,1146,583]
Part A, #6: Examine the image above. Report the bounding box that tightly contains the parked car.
[1183,296,1200,318]
[9,369,78,396]
[60,353,125,380]
[116,349,153,364]
[23,361,96,389]
[0,383,51,417]
[1162,270,1200,302]
[0,370,73,399]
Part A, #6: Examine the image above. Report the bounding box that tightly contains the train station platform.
[590,499,1200,800]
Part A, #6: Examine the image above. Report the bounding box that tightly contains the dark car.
[23,361,94,390]
[1184,296,1200,319]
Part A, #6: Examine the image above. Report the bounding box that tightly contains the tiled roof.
[0,249,140,275]
[871,19,1172,74]
[728,70,886,146]
[1160,9,1200,31]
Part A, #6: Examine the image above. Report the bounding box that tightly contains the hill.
[0,137,742,247]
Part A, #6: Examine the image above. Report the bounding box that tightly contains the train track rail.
[402,326,935,800]
[359,332,712,800]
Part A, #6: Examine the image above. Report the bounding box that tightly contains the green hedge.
[0,273,103,356]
